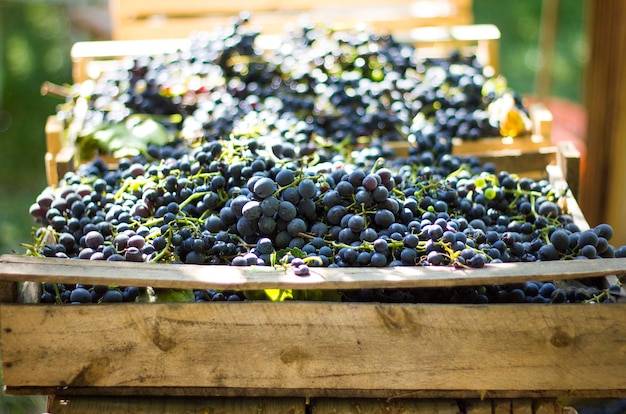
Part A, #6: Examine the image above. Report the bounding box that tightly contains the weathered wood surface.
[311,398,494,413]
[108,0,473,40]
[1,254,625,291]
[46,395,562,414]
[2,301,625,397]
[47,395,304,414]
[69,23,499,83]
[581,0,626,248]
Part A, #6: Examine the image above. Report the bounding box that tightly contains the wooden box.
[44,23,560,191]
[1,256,626,413]
[1,157,625,413]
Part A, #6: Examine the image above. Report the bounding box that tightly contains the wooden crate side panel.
[112,0,472,19]
[48,395,304,414]
[113,12,472,41]
[312,398,493,413]
[0,281,17,303]
[46,396,561,414]
[2,302,626,395]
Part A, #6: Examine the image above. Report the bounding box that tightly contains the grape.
[275,169,295,186]
[362,174,380,191]
[84,231,104,249]
[260,196,279,216]
[127,234,146,249]
[70,287,92,304]
[101,289,124,303]
[549,229,569,253]
[287,218,307,237]
[374,209,394,229]
[253,177,277,199]
[242,201,262,219]
[577,230,599,249]
[581,245,597,259]
[298,179,317,199]
[594,223,613,240]
[293,264,310,276]
[277,201,297,221]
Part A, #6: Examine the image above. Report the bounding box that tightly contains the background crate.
[106,0,474,41]
[44,24,561,192]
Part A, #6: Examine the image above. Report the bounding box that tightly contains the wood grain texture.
[0,281,17,303]
[48,395,304,414]
[581,0,626,247]
[2,255,626,292]
[2,302,625,396]
[109,0,472,40]
[312,398,493,413]
[113,0,472,17]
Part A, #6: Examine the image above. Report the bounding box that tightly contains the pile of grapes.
[27,17,624,304]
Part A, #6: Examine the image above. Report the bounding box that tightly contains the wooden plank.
[580,0,626,248]
[113,12,472,41]
[546,164,588,231]
[1,302,625,396]
[70,24,499,82]
[110,0,473,40]
[312,398,493,413]
[493,399,512,414]
[113,0,472,19]
[534,399,560,414]
[45,152,59,187]
[477,148,556,181]
[0,281,17,303]
[45,115,64,155]
[555,141,581,201]
[452,135,550,155]
[2,255,626,291]
[511,398,533,414]
[48,395,304,414]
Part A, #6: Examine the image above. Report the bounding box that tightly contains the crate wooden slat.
[111,0,473,17]
[1,300,625,397]
[47,396,305,414]
[311,398,494,413]
[2,255,624,291]
[45,396,562,414]
[69,23,500,83]
[108,0,473,41]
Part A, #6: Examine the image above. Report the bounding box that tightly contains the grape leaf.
[76,115,173,160]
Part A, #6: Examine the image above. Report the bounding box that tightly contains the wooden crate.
[1,160,625,413]
[45,24,557,192]
[1,258,626,413]
[106,0,473,41]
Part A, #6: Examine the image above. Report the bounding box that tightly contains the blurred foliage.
[473,0,586,101]
[0,1,585,412]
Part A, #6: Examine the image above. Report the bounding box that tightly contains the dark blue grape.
[253,177,277,199]
[70,287,92,304]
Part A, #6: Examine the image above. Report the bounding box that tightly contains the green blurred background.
[0,0,586,412]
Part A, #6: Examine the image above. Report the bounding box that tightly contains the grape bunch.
[342,281,625,304]
[28,17,625,305]
[58,15,526,163]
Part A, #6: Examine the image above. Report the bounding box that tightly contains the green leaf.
[76,115,173,160]
[153,288,195,303]
[275,247,307,265]
[263,289,294,302]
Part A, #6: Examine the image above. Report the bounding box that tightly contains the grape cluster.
[60,15,525,163]
[29,17,625,304]
[342,281,625,304]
